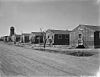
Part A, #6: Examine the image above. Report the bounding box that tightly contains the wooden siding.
[54,34,69,45]
[46,30,70,45]
[30,32,43,44]
[70,25,95,48]
[46,31,54,45]
[21,35,30,43]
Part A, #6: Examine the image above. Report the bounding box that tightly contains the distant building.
[70,24,100,48]
[10,26,15,36]
[0,36,4,41]
[46,29,71,45]
[30,32,44,44]
[2,36,9,42]
[21,33,30,43]
[11,34,21,42]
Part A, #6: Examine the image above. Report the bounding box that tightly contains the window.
[65,34,69,39]
[58,35,62,39]
[99,32,100,39]
[79,34,82,38]
[52,36,53,39]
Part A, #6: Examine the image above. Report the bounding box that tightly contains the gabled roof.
[15,34,21,37]
[84,25,100,31]
[31,32,43,35]
[4,36,9,37]
[72,24,100,31]
[46,29,71,34]
[22,33,30,36]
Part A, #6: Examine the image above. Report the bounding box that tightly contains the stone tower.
[10,26,15,36]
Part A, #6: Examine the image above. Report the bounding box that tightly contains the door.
[78,34,83,45]
[94,31,100,48]
[25,36,29,43]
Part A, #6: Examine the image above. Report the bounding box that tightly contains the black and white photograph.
[0,0,100,77]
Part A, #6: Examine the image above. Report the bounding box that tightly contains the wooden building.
[3,36,8,42]
[30,32,44,44]
[21,33,30,43]
[46,29,71,45]
[0,36,4,41]
[2,36,11,42]
[11,34,21,42]
[70,24,100,48]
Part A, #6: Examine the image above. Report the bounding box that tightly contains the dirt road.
[0,42,99,76]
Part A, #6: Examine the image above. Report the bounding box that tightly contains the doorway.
[94,31,100,48]
[76,34,85,48]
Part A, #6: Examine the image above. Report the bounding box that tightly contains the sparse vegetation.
[3,41,98,57]
[34,48,97,57]
[66,51,94,57]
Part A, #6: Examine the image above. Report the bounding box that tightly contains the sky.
[0,0,99,36]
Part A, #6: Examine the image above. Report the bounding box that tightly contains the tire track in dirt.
[4,50,77,76]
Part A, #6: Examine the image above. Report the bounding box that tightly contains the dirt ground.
[0,42,100,77]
